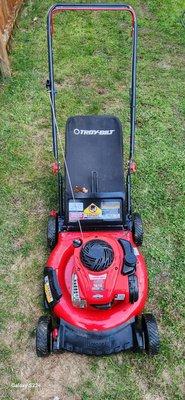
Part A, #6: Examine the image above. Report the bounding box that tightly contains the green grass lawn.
[0,1,185,399]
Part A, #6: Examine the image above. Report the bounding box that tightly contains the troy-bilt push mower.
[36,3,160,357]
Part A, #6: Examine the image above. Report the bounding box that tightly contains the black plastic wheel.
[142,313,160,355]
[36,316,51,357]
[47,216,58,250]
[128,274,139,303]
[132,213,143,246]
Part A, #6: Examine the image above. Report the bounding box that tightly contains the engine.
[71,237,133,309]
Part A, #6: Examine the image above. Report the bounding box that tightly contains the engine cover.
[47,230,148,331]
[80,239,114,272]
[72,236,129,309]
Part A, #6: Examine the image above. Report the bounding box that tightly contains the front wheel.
[142,313,160,355]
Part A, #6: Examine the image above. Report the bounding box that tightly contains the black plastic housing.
[52,318,144,355]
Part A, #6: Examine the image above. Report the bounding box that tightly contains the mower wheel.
[132,213,143,246]
[47,216,58,250]
[36,316,51,357]
[142,313,160,355]
[128,274,139,303]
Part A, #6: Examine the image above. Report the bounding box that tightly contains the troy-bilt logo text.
[74,129,115,135]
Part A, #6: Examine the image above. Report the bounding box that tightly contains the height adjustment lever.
[46,79,57,94]
[118,239,137,275]
[46,79,51,90]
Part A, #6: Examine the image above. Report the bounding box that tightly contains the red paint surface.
[52,162,59,175]
[50,209,57,217]
[130,161,137,173]
[47,230,148,331]
[52,327,58,339]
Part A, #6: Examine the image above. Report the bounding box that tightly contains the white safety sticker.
[68,199,121,222]
[69,212,84,222]
[101,200,121,220]
[69,201,84,212]
[89,274,107,291]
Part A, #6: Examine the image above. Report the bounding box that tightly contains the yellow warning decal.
[44,276,53,303]
[84,203,102,217]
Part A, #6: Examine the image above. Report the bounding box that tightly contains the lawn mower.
[36,3,160,356]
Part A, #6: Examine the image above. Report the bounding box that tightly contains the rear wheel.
[47,216,58,250]
[36,316,51,357]
[142,313,160,355]
[132,212,143,246]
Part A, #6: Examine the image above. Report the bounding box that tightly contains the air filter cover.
[80,239,114,272]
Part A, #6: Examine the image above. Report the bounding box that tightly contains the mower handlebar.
[47,3,138,216]
[47,3,137,31]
